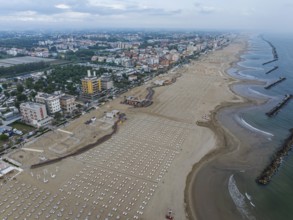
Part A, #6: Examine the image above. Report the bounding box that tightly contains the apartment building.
[20,102,52,127]
[81,70,102,100]
[60,95,76,113]
[101,76,114,90]
[35,92,61,115]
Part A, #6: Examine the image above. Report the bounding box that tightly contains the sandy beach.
[184,38,249,220]
[0,36,247,220]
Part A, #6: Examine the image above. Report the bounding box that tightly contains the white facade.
[105,110,120,119]
[6,48,18,56]
[154,80,165,86]
[101,77,114,90]
[128,75,137,81]
[33,117,53,128]
[20,102,52,127]
[47,98,61,114]
[35,92,61,115]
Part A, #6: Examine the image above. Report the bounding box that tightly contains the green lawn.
[8,121,35,134]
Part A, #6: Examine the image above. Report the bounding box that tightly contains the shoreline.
[0,35,262,220]
[138,35,255,220]
[184,36,261,220]
[185,34,293,220]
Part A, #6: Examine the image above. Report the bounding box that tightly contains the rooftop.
[20,102,45,109]
[60,95,75,100]
[36,92,60,100]
[82,76,99,81]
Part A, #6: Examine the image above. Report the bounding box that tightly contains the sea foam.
[248,88,269,98]
[236,72,257,80]
[237,62,264,71]
[228,175,256,220]
[235,115,274,137]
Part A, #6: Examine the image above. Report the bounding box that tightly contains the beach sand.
[143,37,248,220]
[0,36,247,220]
[183,38,249,220]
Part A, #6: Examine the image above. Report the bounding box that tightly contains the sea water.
[195,34,293,220]
[227,34,293,220]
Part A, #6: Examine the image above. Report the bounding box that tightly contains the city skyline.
[0,0,292,33]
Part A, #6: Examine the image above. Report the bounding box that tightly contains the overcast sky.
[0,0,292,32]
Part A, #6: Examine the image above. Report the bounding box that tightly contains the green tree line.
[0,61,50,77]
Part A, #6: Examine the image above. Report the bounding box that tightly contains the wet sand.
[185,36,255,220]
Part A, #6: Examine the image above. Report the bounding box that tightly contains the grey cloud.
[0,0,180,17]
[0,0,76,15]
[194,2,217,14]
[70,2,181,16]
[141,9,182,16]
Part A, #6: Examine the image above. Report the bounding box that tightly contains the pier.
[122,86,154,107]
[266,94,292,117]
[257,129,293,185]
[264,77,286,89]
[263,58,278,66]
[265,66,278,74]
[261,36,278,59]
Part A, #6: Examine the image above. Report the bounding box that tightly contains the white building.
[6,48,18,56]
[128,75,137,81]
[154,80,165,86]
[101,76,114,90]
[105,110,120,119]
[0,160,16,178]
[147,56,159,65]
[20,102,52,127]
[35,92,61,115]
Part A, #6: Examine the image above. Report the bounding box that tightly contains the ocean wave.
[248,88,269,98]
[237,62,264,71]
[228,175,256,220]
[245,192,252,201]
[235,115,274,137]
[236,72,257,80]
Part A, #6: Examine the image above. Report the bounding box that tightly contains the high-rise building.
[81,70,102,100]
[60,95,76,113]
[20,102,52,127]
[35,92,61,115]
[101,76,114,90]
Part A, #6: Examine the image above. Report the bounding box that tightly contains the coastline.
[142,35,263,220]
[185,33,293,220]
[0,35,258,220]
[184,36,256,220]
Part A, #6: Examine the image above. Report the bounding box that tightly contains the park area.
[8,121,35,134]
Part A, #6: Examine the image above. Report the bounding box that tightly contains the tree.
[25,78,34,89]
[0,87,2,93]
[122,73,128,79]
[15,101,21,110]
[2,83,8,89]
[4,91,9,97]
[0,134,9,141]
[50,46,57,53]
[54,112,62,120]
[17,84,24,93]
[0,61,49,77]
[17,94,27,102]
[10,90,17,96]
